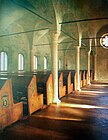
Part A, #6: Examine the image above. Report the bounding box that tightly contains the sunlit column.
[94,38,97,81]
[75,32,82,91]
[75,46,81,91]
[63,51,67,70]
[30,48,34,72]
[51,31,60,103]
[94,54,97,80]
[87,39,92,85]
[87,50,91,85]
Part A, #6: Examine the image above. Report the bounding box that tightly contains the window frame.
[44,56,47,70]
[18,53,24,71]
[34,55,38,71]
[100,33,108,49]
[0,51,8,72]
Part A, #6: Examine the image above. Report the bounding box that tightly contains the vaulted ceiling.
[0,0,108,50]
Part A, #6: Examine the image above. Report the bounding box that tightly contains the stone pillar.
[87,39,92,85]
[94,38,97,81]
[30,48,34,72]
[63,51,67,70]
[51,31,60,103]
[75,46,81,91]
[94,54,97,80]
[87,50,91,85]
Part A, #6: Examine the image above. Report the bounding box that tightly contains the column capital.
[51,30,61,43]
[75,45,81,48]
[51,30,61,38]
[88,50,91,54]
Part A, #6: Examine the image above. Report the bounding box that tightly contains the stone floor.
[0,82,108,140]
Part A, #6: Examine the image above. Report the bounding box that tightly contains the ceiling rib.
[59,17,108,24]
[0,28,49,37]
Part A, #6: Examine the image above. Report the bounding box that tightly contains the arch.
[97,24,108,37]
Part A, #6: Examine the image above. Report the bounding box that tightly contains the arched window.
[44,56,47,70]
[59,59,61,70]
[34,55,37,71]
[18,53,24,71]
[0,51,8,71]
[100,33,108,49]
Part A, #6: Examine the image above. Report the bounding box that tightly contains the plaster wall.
[96,48,108,82]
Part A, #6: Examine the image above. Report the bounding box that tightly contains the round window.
[100,33,108,49]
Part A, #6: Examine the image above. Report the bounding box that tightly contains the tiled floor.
[0,82,108,140]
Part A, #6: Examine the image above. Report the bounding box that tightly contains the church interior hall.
[0,0,108,140]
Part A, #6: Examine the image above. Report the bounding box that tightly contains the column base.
[53,98,61,104]
[87,82,91,85]
[74,89,81,94]
[76,88,81,92]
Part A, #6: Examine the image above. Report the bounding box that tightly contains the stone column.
[87,50,91,85]
[75,46,81,91]
[94,38,97,81]
[30,48,34,72]
[63,51,67,70]
[51,31,60,103]
[94,54,97,80]
[87,39,92,85]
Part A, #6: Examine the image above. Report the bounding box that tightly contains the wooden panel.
[61,71,73,94]
[80,71,83,88]
[46,74,53,105]
[10,75,43,116]
[58,73,66,98]
[36,73,53,105]
[90,70,93,82]
[70,70,76,91]
[85,71,88,85]
[82,70,87,86]
[0,79,23,129]
[82,71,85,86]
[28,76,43,115]
[67,72,73,94]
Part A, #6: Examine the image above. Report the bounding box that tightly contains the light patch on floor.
[59,102,108,109]
[33,114,84,121]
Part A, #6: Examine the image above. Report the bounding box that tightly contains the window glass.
[34,55,37,70]
[59,59,61,69]
[44,57,47,70]
[18,53,24,70]
[100,33,108,49]
[0,51,7,71]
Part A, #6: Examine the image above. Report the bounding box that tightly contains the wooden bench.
[80,71,83,88]
[11,75,43,116]
[0,78,23,129]
[60,70,73,94]
[80,70,85,88]
[90,70,94,82]
[69,70,76,90]
[82,70,88,86]
[58,72,66,98]
[36,72,53,105]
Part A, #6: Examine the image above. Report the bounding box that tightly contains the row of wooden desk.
[0,70,93,129]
